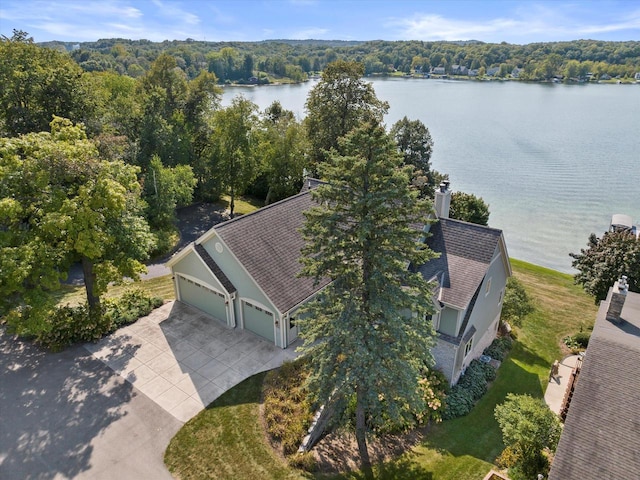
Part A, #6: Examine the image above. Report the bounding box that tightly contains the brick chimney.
[606,276,628,324]
[434,180,451,219]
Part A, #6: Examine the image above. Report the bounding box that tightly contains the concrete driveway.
[0,328,181,480]
[1,301,299,479]
[84,301,300,422]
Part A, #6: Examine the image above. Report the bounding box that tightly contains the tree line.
[37,35,640,83]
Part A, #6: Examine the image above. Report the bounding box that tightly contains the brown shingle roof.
[194,243,237,294]
[215,191,330,313]
[549,289,640,480]
[418,218,503,309]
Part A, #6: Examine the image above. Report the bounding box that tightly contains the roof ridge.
[215,190,313,231]
[440,217,503,234]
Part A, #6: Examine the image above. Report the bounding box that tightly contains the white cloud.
[388,4,640,42]
[151,0,200,25]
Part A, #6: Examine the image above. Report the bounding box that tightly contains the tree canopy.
[0,117,154,318]
[570,231,640,303]
[449,191,490,226]
[390,117,435,198]
[495,393,562,478]
[305,60,388,169]
[299,121,437,474]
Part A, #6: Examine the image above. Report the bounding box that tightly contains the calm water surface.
[223,79,640,273]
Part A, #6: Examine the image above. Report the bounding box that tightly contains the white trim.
[165,242,196,267]
[213,234,281,315]
[175,272,233,326]
[239,297,277,346]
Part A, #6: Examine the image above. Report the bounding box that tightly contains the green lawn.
[165,373,307,480]
[219,194,264,215]
[163,259,598,480]
[54,274,175,307]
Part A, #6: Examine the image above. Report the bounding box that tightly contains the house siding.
[200,236,284,347]
[172,250,227,295]
[456,246,509,375]
[439,307,459,337]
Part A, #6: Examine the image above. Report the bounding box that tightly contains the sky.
[1,0,639,44]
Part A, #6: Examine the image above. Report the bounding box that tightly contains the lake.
[222,78,640,273]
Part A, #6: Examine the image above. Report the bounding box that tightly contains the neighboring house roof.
[214,191,330,314]
[418,218,504,310]
[549,288,640,479]
[298,177,327,194]
[194,243,237,294]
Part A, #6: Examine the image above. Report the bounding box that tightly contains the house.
[166,181,510,385]
[450,65,468,76]
[421,183,511,384]
[431,66,446,76]
[486,67,500,77]
[549,278,640,479]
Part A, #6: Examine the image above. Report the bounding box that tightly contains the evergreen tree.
[299,122,437,476]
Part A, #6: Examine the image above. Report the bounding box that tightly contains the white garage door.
[177,275,227,322]
[242,301,275,343]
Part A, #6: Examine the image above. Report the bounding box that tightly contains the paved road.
[0,329,182,480]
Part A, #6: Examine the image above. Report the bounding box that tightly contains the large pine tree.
[299,121,437,475]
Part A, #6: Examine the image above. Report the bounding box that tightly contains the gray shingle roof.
[194,243,237,294]
[418,218,503,309]
[214,191,330,313]
[549,289,640,480]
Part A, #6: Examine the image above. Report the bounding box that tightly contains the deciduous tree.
[0,30,93,136]
[570,231,640,303]
[299,122,437,476]
[495,394,562,478]
[390,116,435,197]
[449,191,490,226]
[0,117,154,319]
[304,60,388,170]
[209,96,259,217]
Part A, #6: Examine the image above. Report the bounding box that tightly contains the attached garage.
[177,274,227,322]
[241,300,275,342]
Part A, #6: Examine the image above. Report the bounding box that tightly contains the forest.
[38,36,640,83]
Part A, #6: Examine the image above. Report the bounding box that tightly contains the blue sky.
[1,0,639,44]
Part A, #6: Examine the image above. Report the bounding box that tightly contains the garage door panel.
[178,275,227,322]
[242,301,274,342]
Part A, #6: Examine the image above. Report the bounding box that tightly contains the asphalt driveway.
[0,327,181,480]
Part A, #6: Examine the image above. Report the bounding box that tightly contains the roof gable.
[214,191,330,313]
[418,218,504,309]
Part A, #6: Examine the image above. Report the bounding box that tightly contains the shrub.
[501,277,534,327]
[563,330,591,352]
[443,359,498,419]
[263,359,313,456]
[289,452,317,472]
[484,335,513,361]
[34,287,162,351]
[104,287,163,328]
[442,385,475,419]
[468,358,497,382]
[37,304,112,351]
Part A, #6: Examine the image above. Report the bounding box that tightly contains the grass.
[53,274,175,307]
[219,194,264,215]
[163,259,598,480]
[164,372,307,480]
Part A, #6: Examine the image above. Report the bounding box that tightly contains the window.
[485,277,492,296]
[464,337,474,357]
[289,317,296,328]
[426,312,440,331]
[498,288,504,304]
